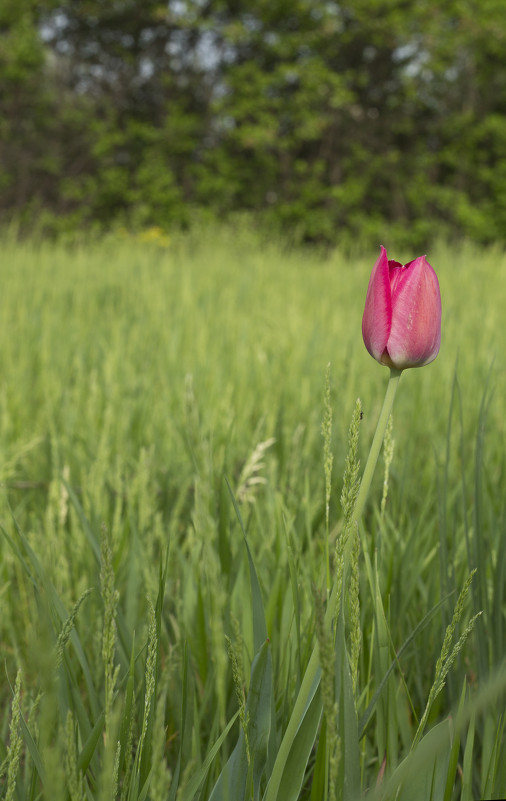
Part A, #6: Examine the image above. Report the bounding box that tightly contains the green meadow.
[1,228,505,800]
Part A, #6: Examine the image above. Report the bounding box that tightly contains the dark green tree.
[34,0,218,228]
[205,0,506,245]
[1,0,506,245]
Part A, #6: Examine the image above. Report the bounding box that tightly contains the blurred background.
[1,0,505,248]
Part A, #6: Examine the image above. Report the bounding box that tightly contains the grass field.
[1,226,505,800]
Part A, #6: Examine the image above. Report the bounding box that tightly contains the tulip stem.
[352,367,402,525]
[265,367,403,801]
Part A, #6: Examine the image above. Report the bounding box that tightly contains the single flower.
[362,246,441,370]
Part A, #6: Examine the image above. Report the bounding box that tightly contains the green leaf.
[381,720,451,801]
[310,714,327,801]
[284,517,302,682]
[78,711,105,775]
[2,515,100,718]
[460,710,475,801]
[119,634,136,777]
[63,479,101,563]
[168,642,194,801]
[209,638,272,801]
[335,606,360,801]
[18,710,46,785]
[139,545,168,788]
[274,684,322,801]
[358,596,450,740]
[179,711,240,801]
[443,679,467,801]
[225,476,267,650]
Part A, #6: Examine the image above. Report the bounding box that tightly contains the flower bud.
[362,246,441,370]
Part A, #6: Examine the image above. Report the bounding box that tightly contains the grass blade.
[442,679,466,801]
[358,596,449,740]
[179,711,240,801]
[460,709,475,801]
[209,638,272,801]
[274,684,323,801]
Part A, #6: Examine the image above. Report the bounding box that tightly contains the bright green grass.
[0,227,505,800]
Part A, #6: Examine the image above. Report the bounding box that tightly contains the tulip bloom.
[362,246,441,370]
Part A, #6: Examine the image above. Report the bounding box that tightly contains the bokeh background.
[2,0,506,247]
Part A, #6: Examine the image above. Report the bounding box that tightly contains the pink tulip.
[362,246,441,370]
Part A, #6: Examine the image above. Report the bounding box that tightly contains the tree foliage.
[1,0,506,245]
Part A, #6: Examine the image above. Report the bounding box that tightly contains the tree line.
[1,0,505,247]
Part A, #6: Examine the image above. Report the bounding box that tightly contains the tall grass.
[0,226,505,799]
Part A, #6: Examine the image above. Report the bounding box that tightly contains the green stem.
[352,368,402,528]
[264,368,402,801]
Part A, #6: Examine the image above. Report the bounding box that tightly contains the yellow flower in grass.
[137,226,170,248]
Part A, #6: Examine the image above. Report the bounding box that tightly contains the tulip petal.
[362,246,392,363]
[386,256,441,369]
